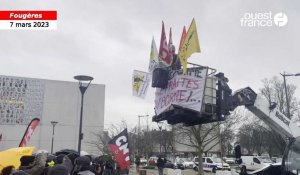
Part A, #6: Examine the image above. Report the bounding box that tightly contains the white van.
[193,157,231,172]
[239,156,272,171]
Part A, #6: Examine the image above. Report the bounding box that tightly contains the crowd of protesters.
[0,151,126,175]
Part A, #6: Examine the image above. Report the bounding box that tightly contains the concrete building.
[0,75,105,155]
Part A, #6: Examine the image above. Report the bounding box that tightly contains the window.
[253,158,261,164]
[284,137,300,174]
[212,157,223,163]
[207,158,213,163]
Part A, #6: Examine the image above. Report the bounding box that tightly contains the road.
[129,166,239,175]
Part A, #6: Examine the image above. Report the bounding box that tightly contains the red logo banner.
[19,118,40,147]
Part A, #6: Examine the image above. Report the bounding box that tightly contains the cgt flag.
[168,27,174,65]
[159,21,172,66]
[108,129,131,170]
[19,118,40,147]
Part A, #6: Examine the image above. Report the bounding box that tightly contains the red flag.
[108,129,130,170]
[19,118,40,147]
[168,27,174,64]
[159,21,172,66]
[178,26,187,52]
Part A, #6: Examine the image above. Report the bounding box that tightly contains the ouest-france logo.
[240,12,288,27]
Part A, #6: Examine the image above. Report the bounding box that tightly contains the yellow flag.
[132,70,150,99]
[178,18,201,74]
[0,147,35,171]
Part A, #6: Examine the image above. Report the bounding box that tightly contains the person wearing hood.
[91,157,104,175]
[45,155,73,175]
[1,165,15,175]
[23,153,47,175]
[73,156,95,175]
[55,154,65,164]
[47,164,69,175]
[19,156,36,171]
[61,155,73,174]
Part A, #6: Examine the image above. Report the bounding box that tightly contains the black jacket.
[156,158,165,168]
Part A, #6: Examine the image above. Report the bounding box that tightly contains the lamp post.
[50,121,58,154]
[137,115,149,156]
[157,122,163,153]
[280,72,300,119]
[74,75,93,153]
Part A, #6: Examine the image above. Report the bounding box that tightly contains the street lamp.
[74,75,93,153]
[50,121,58,154]
[157,122,163,153]
[137,115,149,156]
[280,72,300,119]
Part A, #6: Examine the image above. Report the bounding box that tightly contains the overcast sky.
[1,0,300,129]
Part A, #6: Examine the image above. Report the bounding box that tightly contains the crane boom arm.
[231,87,300,139]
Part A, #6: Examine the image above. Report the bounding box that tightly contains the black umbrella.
[55,149,79,156]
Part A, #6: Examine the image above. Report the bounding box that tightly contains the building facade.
[0,75,105,155]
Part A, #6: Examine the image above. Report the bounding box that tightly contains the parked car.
[175,162,185,170]
[148,156,158,166]
[164,159,175,169]
[140,158,148,167]
[224,157,236,164]
[178,158,195,169]
[193,157,231,172]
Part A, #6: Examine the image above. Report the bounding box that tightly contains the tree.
[174,123,220,175]
[235,76,300,157]
[94,121,170,159]
[236,119,286,157]
[150,124,175,156]
[264,128,286,156]
[161,128,175,155]
[90,130,112,155]
[259,76,300,155]
[220,110,242,156]
[138,128,156,158]
[172,108,242,175]
[89,120,129,155]
[260,76,300,119]
[237,123,256,155]
[220,126,234,156]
